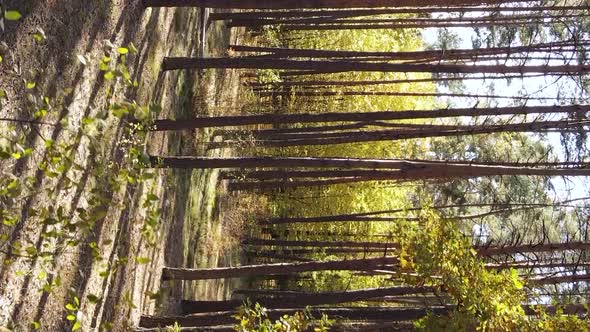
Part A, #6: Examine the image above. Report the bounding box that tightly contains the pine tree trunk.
[139,306,450,328]
[181,285,434,313]
[161,56,590,73]
[162,256,398,280]
[228,14,585,28]
[528,274,590,286]
[256,90,558,100]
[478,241,590,256]
[243,238,399,249]
[231,42,584,60]
[152,104,589,131]
[139,305,587,328]
[150,157,590,179]
[276,20,562,31]
[210,5,590,20]
[143,0,519,9]
[247,74,547,88]
[233,119,588,148]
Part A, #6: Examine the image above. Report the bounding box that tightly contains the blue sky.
[421,27,589,201]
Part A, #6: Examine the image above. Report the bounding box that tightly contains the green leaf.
[86,294,101,303]
[81,117,94,125]
[42,284,52,293]
[3,217,17,226]
[30,321,41,330]
[117,47,129,55]
[135,257,150,264]
[26,82,36,89]
[7,179,18,190]
[65,303,77,311]
[33,28,47,42]
[72,321,81,331]
[34,109,47,118]
[66,314,76,321]
[25,246,37,256]
[99,62,110,71]
[5,11,22,21]
[0,55,3,63]
[104,71,115,80]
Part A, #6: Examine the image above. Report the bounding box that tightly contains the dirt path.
[0,1,246,330]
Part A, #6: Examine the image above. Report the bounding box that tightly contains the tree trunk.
[181,285,434,313]
[257,207,542,224]
[275,20,566,30]
[243,238,399,249]
[139,304,587,328]
[139,306,450,328]
[248,248,388,259]
[223,119,587,148]
[228,177,398,190]
[529,273,590,286]
[247,74,547,88]
[149,157,590,180]
[143,0,521,9]
[263,198,590,224]
[210,6,590,20]
[162,256,398,280]
[228,14,587,28]
[256,90,561,100]
[489,262,590,270]
[152,104,589,131]
[478,241,590,256]
[161,56,590,74]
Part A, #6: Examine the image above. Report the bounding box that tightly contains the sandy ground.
[0,1,247,330]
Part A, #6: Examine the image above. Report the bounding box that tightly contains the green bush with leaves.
[399,211,588,331]
[234,302,333,332]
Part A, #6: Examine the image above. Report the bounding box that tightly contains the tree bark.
[488,262,590,270]
[243,120,588,148]
[478,241,590,256]
[152,104,590,131]
[228,14,588,28]
[181,285,434,313]
[276,20,569,30]
[143,0,522,9]
[149,157,590,180]
[162,256,398,280]
[263,198,590,224]
[139,306,450,328]
[248,248,388,259]
[255,90,561,100]
[247,74,547,88]
[139,304,587,328]
[161,56,590,73]
[210,6,590,20]
[243,238,400,249]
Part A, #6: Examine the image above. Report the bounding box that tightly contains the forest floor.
[0,1,251,330]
